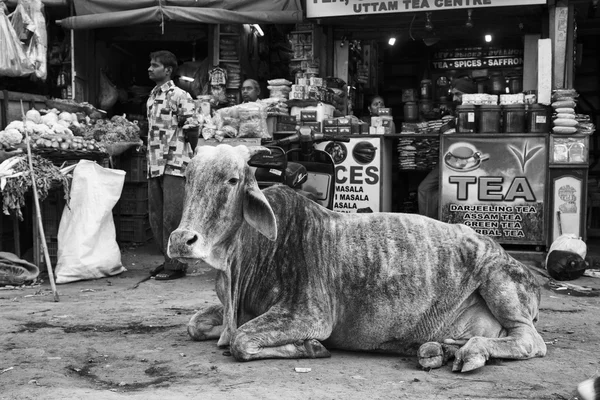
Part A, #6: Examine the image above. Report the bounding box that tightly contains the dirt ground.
[1,243,599,400]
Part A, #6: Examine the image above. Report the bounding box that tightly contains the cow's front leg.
[229,307,333,361]
[187,304,224,341]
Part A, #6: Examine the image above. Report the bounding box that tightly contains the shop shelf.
[116,215,153,243]
[118,183,149,215]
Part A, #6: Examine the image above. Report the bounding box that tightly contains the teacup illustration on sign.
[444,142,490,172]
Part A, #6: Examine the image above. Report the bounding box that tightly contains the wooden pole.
[20,101,59,302]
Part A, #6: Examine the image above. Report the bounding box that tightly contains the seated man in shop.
[417,76,476,219]
[241,79,261,103]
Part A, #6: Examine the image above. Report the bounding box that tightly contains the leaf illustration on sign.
[508,141,543,173]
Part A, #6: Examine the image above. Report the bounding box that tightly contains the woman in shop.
[361,94,396,134]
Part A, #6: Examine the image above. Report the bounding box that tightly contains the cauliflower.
[0,128,24,148]
[26,109,42,124]
[6,121,24,132]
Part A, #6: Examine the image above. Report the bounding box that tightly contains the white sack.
[55,160,126,283]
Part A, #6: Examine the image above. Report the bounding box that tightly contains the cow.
[168,144,547,372]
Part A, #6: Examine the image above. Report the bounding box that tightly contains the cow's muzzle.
[168,229,207,261]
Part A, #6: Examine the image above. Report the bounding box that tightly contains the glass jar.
[419,100,433,115]
[507,76,522,94]
[403,101,419,122]
[478,105,501,133]
[503,104,526,133]
[420,79,432,99]
[456,104,477,133]
[527,104,550,133]
[490,72,505,95]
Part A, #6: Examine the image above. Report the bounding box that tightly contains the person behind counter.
[146,50,193,281]
[417,76,476,219]
[241,79,261,103]
[361,95,396,134]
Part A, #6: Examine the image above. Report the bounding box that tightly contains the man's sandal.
[154,269,186,281]
[149,264,165,277]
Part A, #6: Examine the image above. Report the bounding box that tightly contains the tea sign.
[439,135,547,245]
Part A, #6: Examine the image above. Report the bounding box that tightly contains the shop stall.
[301,0,594,255]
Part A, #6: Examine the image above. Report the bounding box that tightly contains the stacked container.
[115,149,153,243]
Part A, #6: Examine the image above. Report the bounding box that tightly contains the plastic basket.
[116,215,153,243]
[118,183,148,215]
[122,152,148,183]
[39,239,58,267]
[40,191,67,239]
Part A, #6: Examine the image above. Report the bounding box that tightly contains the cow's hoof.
[298,339,331,358]
[418,342,446,370]
[453,353,487,372]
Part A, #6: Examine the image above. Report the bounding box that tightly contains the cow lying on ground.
[168,144,547,372]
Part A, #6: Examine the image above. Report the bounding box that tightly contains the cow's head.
[168,144,277,268]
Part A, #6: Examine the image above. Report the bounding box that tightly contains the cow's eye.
[228,177,239,185]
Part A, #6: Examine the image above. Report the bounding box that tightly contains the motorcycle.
[249,126,350,210]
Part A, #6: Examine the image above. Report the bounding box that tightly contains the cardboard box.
[309,77,324,87]
[323,118,338,127]
[276,123,297,132]
[277,115,297,124]
[289,92,306,100]
[291,84,306,93]
[323,127,339,135]
[337,117,351,127]
[300,110,318,122]
[302,121,321,131]
[338,127,351,135]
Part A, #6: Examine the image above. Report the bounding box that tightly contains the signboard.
[317,137,382,213]
[432,47,524,70]
[440,135,547,245]
[548,169,586,244]
[307,0,547,19]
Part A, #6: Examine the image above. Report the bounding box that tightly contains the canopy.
[58,0,303,30]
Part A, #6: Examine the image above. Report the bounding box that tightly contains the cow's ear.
[243,184,277,241]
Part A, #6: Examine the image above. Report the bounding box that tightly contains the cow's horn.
[240,145,271,161]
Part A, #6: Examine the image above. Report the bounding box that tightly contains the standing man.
[241,79,260,103]
[146,50,192,281]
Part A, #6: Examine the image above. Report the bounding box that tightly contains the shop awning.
[57,0,303,30]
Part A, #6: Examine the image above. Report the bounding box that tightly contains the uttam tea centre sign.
[307,0,547,19]
[432,47,524,70]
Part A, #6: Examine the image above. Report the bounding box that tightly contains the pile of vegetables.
[0,108,105,152]
[1,154,70,220]
[83,114,141,144]
[0,108,143,153]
